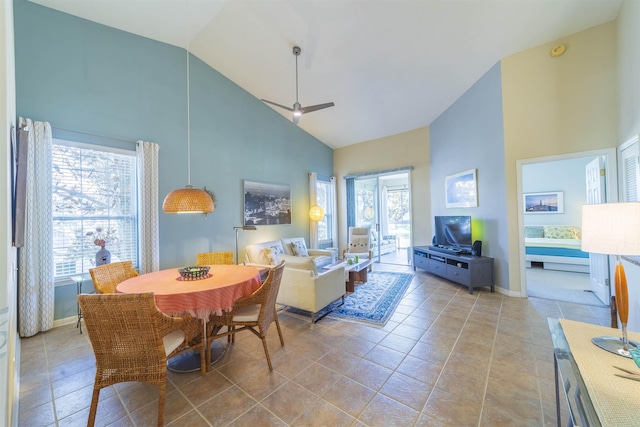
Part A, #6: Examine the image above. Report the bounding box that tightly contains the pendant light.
[162,21,214,214]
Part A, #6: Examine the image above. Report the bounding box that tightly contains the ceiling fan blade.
[300,102,335,114]
[261,99,294,112]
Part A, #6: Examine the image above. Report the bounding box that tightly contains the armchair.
[78,292,205,427]
[89,260,139,294]
[344,226,373,270]
[196,251,233,266]
[209,261,286,370]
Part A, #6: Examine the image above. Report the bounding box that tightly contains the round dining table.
[116,264,263,371]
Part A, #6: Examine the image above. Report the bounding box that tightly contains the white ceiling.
[29,0,622,149]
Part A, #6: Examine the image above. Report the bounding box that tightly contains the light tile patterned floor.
[18,264,610,426]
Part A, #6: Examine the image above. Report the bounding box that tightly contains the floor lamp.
[234,226,256,265]
[581,202,640,357]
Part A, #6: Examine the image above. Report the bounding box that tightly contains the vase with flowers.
[86,226,115,266]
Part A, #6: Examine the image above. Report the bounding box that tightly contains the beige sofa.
[245,238,345,322]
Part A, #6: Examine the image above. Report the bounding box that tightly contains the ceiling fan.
[261,46,335,125]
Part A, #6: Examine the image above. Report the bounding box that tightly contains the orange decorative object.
[615,262,629,324]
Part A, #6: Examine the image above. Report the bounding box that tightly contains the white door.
[585,157,610,305]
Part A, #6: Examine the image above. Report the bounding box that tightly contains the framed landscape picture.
[524,191,564,214]
[445,169,478,208]
[243,180,291,225]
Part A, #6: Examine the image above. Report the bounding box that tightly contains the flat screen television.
[433,215,472,251]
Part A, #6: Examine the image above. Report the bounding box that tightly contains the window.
[52,140,138,279]
[315,179,334,245]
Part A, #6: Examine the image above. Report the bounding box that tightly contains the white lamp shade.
[309,205,325,221]
[581,202,640,255]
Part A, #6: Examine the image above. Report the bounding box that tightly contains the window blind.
[52,143,138,278]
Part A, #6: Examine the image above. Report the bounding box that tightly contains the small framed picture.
[523,191,564,214]
[445,169,478,208]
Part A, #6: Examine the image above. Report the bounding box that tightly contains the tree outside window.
[52,142,138,278]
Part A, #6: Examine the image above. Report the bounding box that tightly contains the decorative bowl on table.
[177,266,210,281]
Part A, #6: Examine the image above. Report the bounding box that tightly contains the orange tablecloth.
[116,265,262,320]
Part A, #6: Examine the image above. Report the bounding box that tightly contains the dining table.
[116,264,263,372]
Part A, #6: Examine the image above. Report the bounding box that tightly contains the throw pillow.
[269,244,285,255]
[524,226,544,238]
[350,236,369,251]
[544,225,579,239]
[262,248,279,265]
[290,240,309,257]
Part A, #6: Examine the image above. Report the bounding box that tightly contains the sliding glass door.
[354,178,380,261]
[351,172,412,266]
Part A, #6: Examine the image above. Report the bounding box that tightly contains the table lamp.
[581,202,640,356]
[234,225,256,265]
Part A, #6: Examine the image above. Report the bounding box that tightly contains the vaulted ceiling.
[29,0,622,148]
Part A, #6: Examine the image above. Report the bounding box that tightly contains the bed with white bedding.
[524,226,589,273]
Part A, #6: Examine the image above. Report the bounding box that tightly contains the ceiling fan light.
[293,110,302,117]
[162,185,214,214]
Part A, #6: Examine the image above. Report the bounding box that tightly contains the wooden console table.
[413,246,494,294]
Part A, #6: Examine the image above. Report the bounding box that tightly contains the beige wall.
[617,0,640,332]
[333,127,430,254]
[501,22,618,294]
[618,0,640,144]
[1,0,17,423]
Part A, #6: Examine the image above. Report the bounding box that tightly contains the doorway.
[518,149,618,306]
[352,172,412,266]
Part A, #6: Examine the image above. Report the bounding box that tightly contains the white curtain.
[309,172,319,248]
[18,118,54,337]
[136,141,160,273]
[330,176,338,248]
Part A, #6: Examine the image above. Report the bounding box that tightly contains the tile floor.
[18,264,610,426]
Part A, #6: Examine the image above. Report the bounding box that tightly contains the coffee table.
[346,259,373,292]
[324,259,373,292]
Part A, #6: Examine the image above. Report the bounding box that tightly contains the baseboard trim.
[53,316,78,329]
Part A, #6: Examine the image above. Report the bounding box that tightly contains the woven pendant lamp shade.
[162,185,214,214]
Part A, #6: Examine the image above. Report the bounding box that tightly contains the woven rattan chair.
[196,251,233,266]
[209,261,285,370]
[89,260,139,294]
[78,292,205,427]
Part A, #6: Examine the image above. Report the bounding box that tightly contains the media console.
[413,245,494,294]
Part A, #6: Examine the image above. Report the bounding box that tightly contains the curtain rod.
[343,166,413,180]
[52,126,137,145]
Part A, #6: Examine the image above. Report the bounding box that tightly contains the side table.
[71,274,89,333]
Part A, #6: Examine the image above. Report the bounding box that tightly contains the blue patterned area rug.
[285,271,414,326]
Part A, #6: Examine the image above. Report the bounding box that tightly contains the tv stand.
[413,245,494,294]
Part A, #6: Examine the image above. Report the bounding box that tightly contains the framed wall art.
[445,169,478,208]
[243,180,291,225]
[523,191,564,214]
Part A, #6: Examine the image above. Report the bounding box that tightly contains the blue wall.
[14,0,334,319]
[429,62,509,290]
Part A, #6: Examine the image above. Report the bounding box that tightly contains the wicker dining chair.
[209,261,285,370]
[78,292,205,427]
[89,260,139,294]
[196,251,233,266]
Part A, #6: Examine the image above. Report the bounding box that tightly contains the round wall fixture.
[550,44,566,57]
